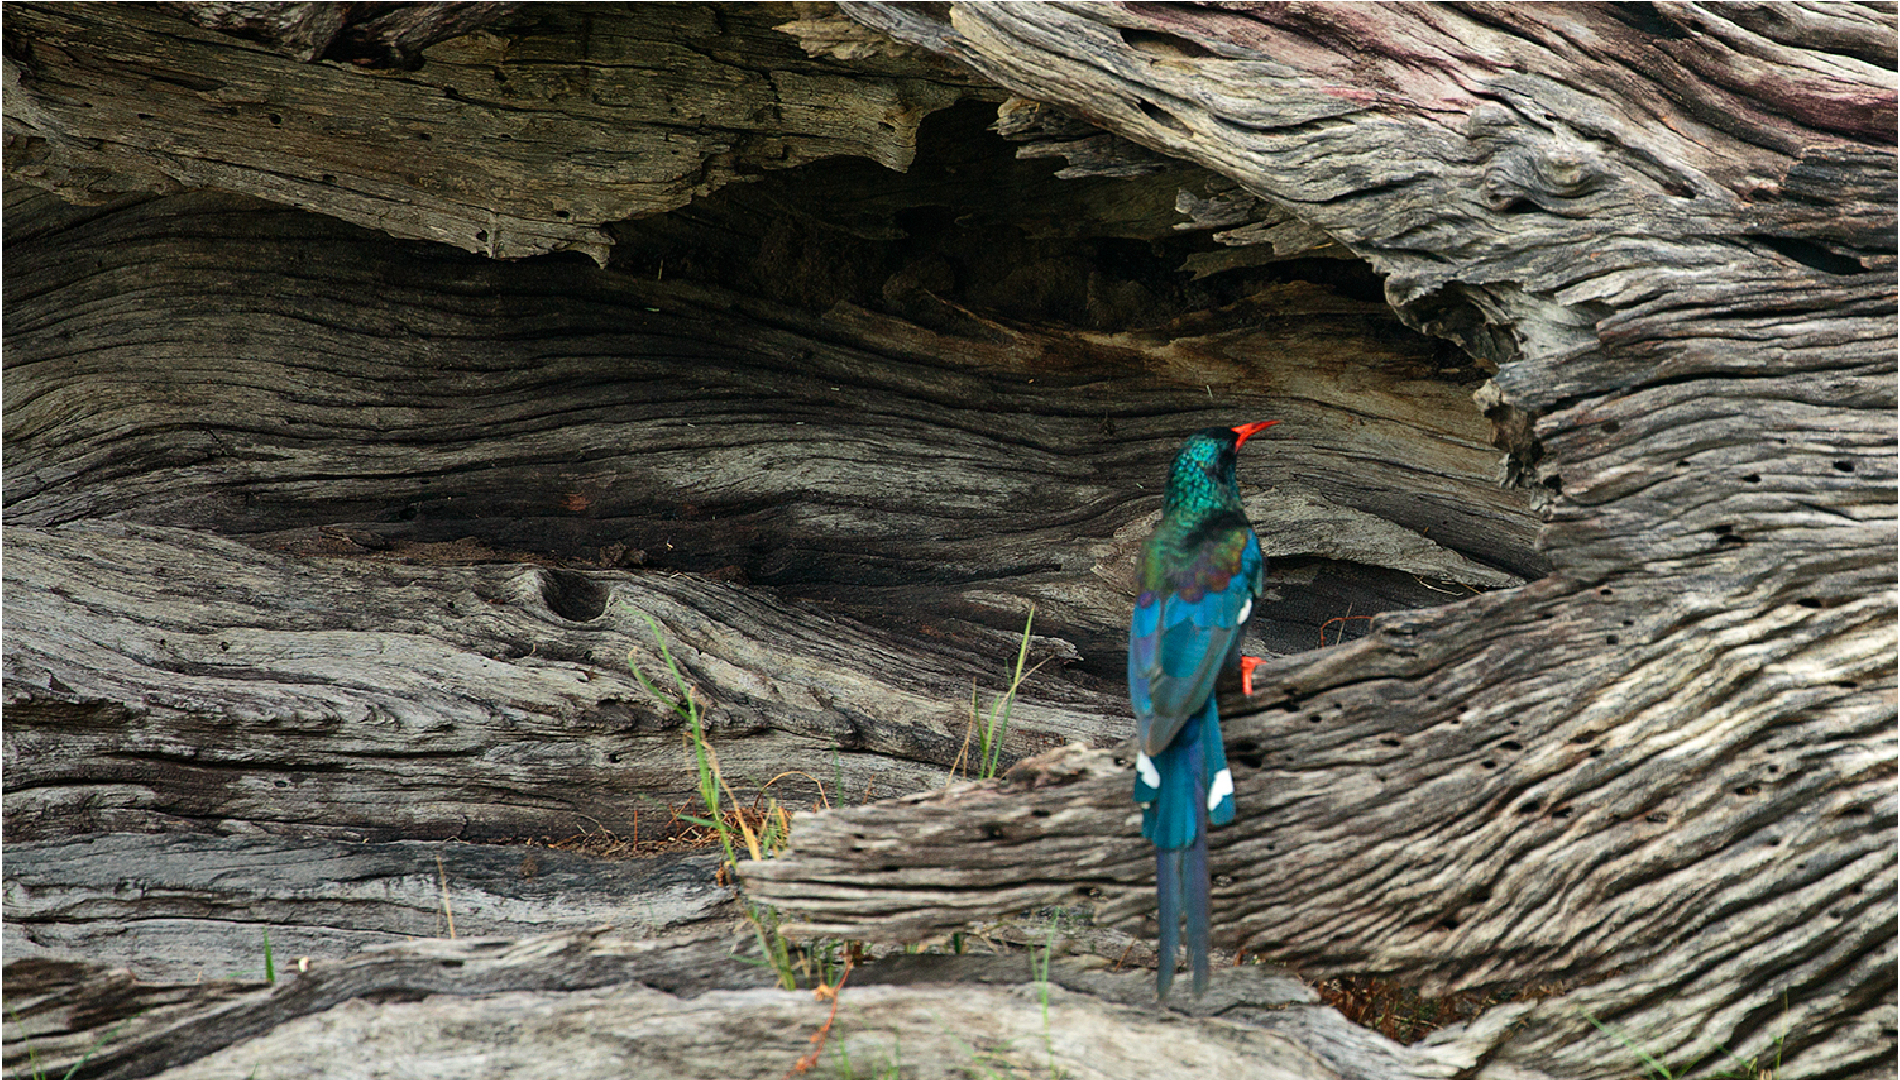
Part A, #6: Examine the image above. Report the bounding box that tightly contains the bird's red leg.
[1239,656,1265,696]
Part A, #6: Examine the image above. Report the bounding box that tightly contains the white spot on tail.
[1136,752,1161,789]
[1207,768,1233,811]
[1237,598,1252,625]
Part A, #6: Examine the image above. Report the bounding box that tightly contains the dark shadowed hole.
[1118,27,1217,58]
[1610,3,1693,40]
[1750,234,1866,275]
[540,569,609,622]
[1137,100,1191,134]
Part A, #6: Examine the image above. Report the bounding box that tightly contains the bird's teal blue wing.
[1128,526,1262,756]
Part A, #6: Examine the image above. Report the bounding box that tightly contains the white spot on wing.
[1136,752,1161,789]
[1237,598,1251,625]
[1207,768,1233,810]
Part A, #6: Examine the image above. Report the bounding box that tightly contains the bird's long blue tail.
[1137,696,1233,998]
[1153,833,1213,997]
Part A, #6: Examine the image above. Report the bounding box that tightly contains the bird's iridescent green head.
[1163,421,1277,517]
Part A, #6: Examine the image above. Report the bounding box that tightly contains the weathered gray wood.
[0,180,1535,582]
[1,929,777,1080]
[1,520,1111,842]
[736,3,1898,1078]
[4,934,1478,1080]
[2,172,1535,846]
[148,2,523,66]
[2,834,732,983]
[2,2,982,262]
[3,2,1894,1079]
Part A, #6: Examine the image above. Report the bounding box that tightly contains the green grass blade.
[1579,1010,1681,1079]
[981,605,1036,779]
[56,1014,138,1080]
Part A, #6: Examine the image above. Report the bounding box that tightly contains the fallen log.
[4,932,1478,1080]
[2,833,731,983]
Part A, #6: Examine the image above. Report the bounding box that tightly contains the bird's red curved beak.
[1231,420,1280,448]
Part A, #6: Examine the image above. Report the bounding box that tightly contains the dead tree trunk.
[3,3,1892,1079]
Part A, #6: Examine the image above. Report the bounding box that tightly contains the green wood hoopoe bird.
[1127,421,1276,998]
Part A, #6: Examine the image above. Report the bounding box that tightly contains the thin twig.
[784,958,854,1078]
[948,677,980,786]
[759,770,832,811]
